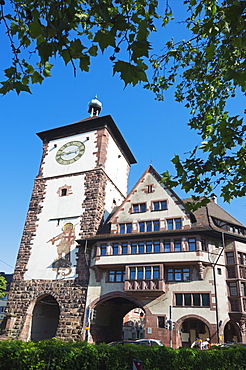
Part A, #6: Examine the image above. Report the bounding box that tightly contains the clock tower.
[5,98,136,341]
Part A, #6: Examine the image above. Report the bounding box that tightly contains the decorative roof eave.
[76,226,246,247]
[36,114,136,165]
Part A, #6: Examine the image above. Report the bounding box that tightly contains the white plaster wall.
[44,176,85,219]
[104,134,130,196]
[43,132,97,178]
[145,264,229,327]
[24,174,85,280]
[103,180,126,222]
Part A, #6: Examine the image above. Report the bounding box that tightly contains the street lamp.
[208,231,225,344]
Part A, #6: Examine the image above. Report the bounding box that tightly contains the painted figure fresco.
[47,222,76,277]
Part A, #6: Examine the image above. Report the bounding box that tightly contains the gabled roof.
[183,198,245,235]
[183,198,244,227]
[77,167,246,245]
[109,165,189,224]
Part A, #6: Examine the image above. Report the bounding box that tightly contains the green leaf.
[29,19,43,39]
[13,81,31,94]
[37,42,55,64]
[31,71,44,84]
[113,60,148,86]
[0,81,13,95]
[61,49,71,65]
[79,55,90,71]
[4,67,16,78]
[88,45,98,57]
[205,44,215,59]
[131,39,151,60]
[94,30,115,52]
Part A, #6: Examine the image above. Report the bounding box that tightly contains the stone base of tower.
[5,279,87,342]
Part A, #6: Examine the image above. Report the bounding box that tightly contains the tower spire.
[88,96,102,117]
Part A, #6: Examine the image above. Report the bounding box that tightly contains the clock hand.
[61,149,79,156]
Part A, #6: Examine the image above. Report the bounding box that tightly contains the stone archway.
[31,294,60,342]
[224,321,240,343]
[88,292,145,344]
[178,316,211,347]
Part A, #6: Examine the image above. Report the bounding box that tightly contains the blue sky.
[1,1,245,274]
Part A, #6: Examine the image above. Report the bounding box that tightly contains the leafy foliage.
[0,276,6,299]
[1,1,246,205]
[0,340,246,370]
[0,0,159,94]
[147,0,246,207]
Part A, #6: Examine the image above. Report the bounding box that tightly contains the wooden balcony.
[124,279,165,297]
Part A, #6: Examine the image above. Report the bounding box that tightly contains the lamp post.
[208,231,225,344]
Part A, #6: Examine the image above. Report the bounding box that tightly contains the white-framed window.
[167,218,182,230]
[152,200,167,211]
[139,220,160,232]
[129,266,160,280]
[119,223,132,234]
[132,203,146,213]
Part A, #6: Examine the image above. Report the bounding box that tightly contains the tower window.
[61,188,67,196]
[57,185,72,197]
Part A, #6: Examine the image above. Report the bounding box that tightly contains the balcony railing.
[124,279,165,296]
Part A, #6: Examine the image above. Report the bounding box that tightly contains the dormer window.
[132,203,146,213]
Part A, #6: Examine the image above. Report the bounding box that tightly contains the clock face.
[55,141,85,165]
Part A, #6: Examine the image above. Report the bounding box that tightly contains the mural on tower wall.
[47,222,76,277]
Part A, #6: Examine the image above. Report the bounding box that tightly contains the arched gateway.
[88,293,145,344]
[31,295,60,342]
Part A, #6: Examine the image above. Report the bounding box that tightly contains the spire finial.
[88,96,102,117]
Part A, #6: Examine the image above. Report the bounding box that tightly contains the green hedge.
[0,340,245,370]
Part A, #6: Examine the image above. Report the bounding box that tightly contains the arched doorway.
[179,318,210,347]
[224,321,240,343]
[31,295,60,342]
[89,295,144,344]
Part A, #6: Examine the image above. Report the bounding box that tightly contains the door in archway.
[224,321,240,343]
[180,318,210,347]
[31,295,60,341]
